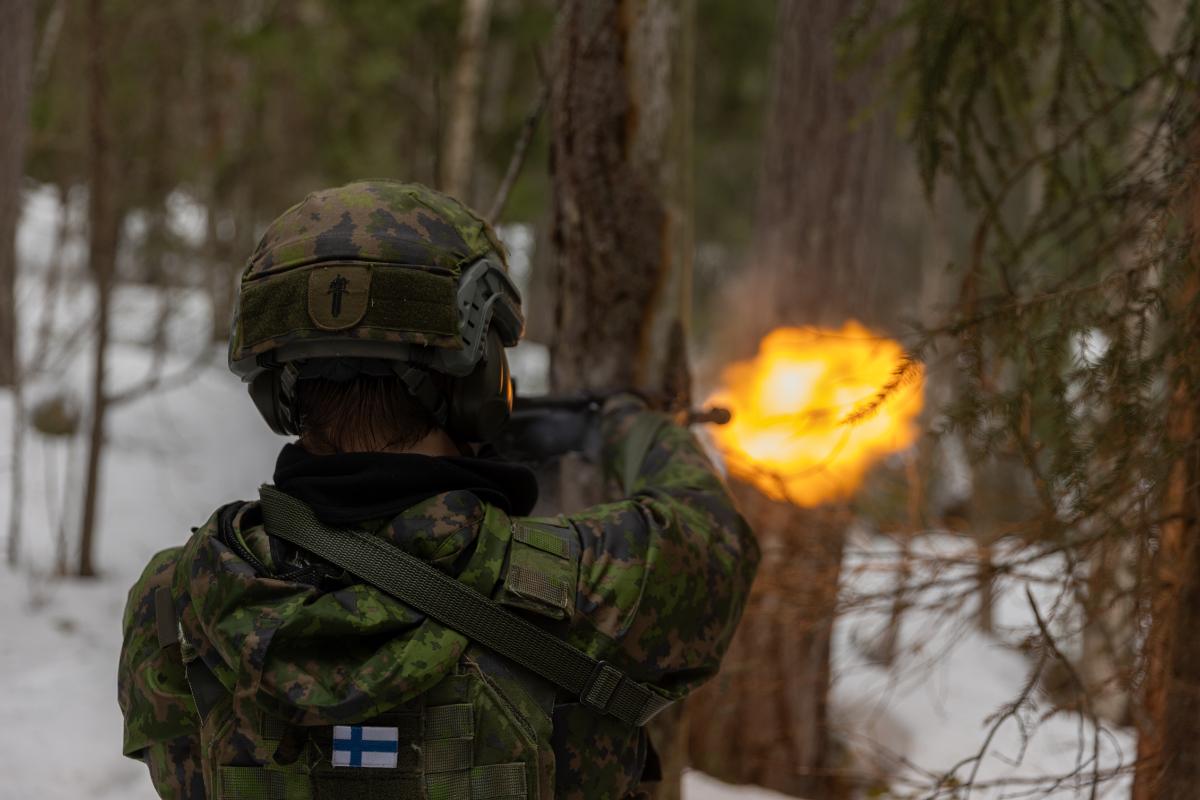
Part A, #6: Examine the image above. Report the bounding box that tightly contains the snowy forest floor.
[0,189,1134,798]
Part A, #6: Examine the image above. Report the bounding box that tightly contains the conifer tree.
[862,1,1200,794]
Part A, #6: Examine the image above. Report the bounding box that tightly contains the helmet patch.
[308,266,371,330]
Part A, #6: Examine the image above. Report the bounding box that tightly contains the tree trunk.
[549,0,693,399]
[0,0,35,389]
[77,0,119,578]
[200,0,253,344]
[547,2,694,796]
[688,2,903,796]
[1132,120,1200,800]
[441,0,494,204]
[1,0,35,565]
[5,373,26,567]
[715,0,907,363]
[690,492,848,798]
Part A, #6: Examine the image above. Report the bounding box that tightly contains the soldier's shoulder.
[129,546,182,604]
[125,547,184,624]
[120,541,202,760]
[123,506,226,634]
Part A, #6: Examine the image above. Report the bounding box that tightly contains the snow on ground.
[832,534,1133,797]
[0,189,1133,798]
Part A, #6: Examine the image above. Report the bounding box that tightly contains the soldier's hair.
[295,375,443,454]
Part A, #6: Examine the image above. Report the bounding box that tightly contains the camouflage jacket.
[118,402,759,799]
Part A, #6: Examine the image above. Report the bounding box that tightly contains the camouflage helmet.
[228,180,524,438]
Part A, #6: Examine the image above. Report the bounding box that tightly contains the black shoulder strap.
[154,584,227,724]
[257,485,672,728]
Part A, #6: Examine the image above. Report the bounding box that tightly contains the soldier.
[118,180,759,800]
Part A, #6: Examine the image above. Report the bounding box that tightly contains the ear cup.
[248,370,298,436]
[446,329,513,442]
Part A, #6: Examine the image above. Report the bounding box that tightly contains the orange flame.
[707,322,924,506]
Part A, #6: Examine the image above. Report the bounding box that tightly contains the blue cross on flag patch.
[331,725,400,768]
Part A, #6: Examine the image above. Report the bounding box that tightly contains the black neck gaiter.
[272,443,539,525]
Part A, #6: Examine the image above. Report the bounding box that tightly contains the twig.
[5,359,25,566]
[105,342,220,407]
[1026,586,1103,800]
[28,184,72,371]
[33,0,67,88]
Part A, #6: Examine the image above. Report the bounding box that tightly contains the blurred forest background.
[2,0,1200,798]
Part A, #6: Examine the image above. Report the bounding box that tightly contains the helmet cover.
[228,180,523,380]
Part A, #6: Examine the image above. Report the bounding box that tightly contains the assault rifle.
[489,392,731,464]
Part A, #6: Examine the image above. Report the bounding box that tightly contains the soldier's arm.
[118,548,206,799]
[559,395,760,700]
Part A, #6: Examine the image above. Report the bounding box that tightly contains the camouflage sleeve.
[560,396,760,700]
[119,548,206,799]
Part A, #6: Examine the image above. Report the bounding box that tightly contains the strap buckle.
[581,661,623,714]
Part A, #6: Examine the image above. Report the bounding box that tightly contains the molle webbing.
[216,700,528,800]
[258,486,673,728]
[503,522,576,618]
[429,763,526,800]
[511,524,568,558]
[237,264,460,356]
[219,767,314,800]
[425,704,473,739]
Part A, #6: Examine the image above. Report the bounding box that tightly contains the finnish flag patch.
[331,725,400,768]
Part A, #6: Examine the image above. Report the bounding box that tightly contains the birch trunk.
[441,0,494,203]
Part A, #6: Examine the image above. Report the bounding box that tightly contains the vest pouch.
[498,520,578,621]
[304,708,422,800]
[199,693,313,799]
[418,670,541,799]
[292,672,542,800]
